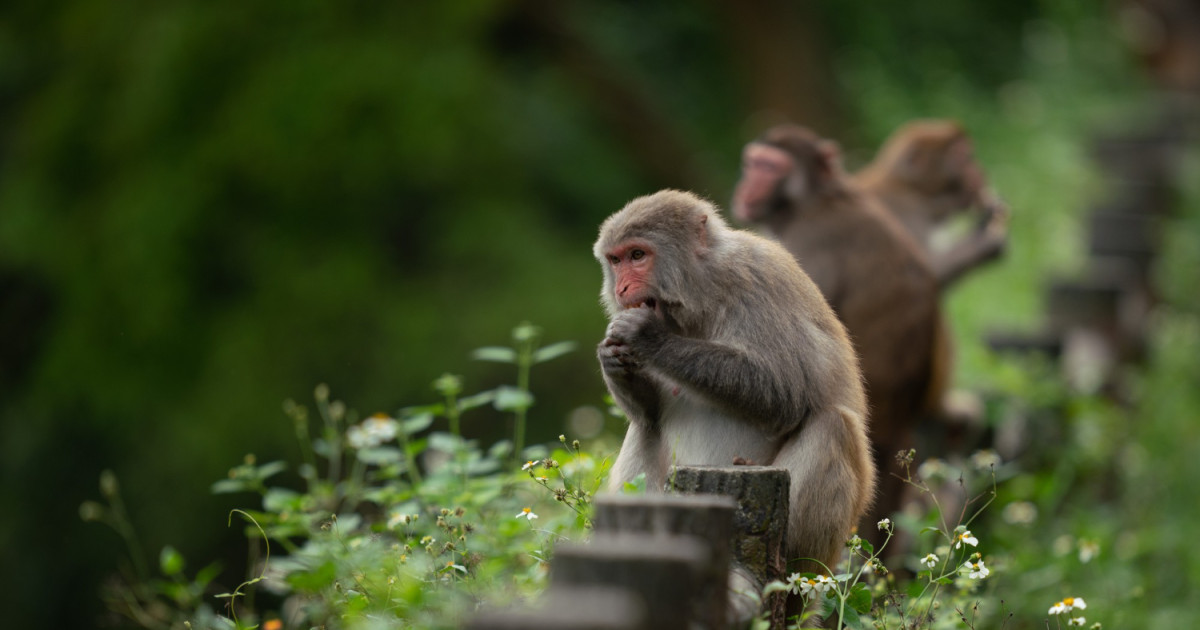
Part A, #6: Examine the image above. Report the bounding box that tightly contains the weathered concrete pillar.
[593,493,736,629]
[671,465,790,629]
[464,585,648,630]
[550,533,709,630]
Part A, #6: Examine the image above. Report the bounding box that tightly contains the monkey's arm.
[933,208,1008,289]
[607,306,807,435]
[646,336,807,436]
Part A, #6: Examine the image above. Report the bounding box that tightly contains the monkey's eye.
[630,249,645,261]
[607,255,620,265]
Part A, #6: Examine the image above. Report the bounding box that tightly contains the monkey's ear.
[696,213,709,248]
[817,139,844,178]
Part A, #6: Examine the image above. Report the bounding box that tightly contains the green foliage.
[83,324,604,629]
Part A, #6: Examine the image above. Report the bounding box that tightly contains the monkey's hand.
[599,306,667,425]
[603,305,668,365]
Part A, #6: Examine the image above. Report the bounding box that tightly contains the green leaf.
[263,488,303,513]
[489,439,513,460]
[532,341,577,363]
[159,545,185,576]
[194,562,223,588]
[286,561,339,592]
[467,458,500,475]
[457,390,496,412]
[847,583,872,614]
[858,538,875,555]
[493,386,534,412]
[402,412,434,434]
[762,581,793,596]
[357,446,402,465]
[428,432,466,453]
[256,460,287,480]
[211,479,250,494]
[471,346,517,363]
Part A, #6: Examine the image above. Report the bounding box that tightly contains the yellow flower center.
[1064,598,1074,606]
[523,507,532,514]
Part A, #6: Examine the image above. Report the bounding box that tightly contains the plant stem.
[513,336,534,464]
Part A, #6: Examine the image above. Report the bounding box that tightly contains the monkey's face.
[732,143,797,223]
[602,240,661,314]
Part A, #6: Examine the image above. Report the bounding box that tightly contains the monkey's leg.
[608,423,667,492]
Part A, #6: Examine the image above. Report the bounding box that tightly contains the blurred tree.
[0,1,1139,628]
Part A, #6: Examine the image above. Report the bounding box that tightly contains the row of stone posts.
[466,465,792,630]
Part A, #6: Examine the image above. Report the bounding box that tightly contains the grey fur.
[594,189,876,574]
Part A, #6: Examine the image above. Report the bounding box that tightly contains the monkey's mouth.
[627,297,657,311]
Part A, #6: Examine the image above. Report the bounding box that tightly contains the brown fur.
[595,190,876,574]
[854,119,1009,289]
[732,125,940,544]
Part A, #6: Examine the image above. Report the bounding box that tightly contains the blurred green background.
[2,0,1194,628]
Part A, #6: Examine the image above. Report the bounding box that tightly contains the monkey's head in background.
[593,190,727,327]
[873,119,991,211]
[731,124,846,224]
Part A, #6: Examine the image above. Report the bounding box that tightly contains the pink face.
[604,240,657,310]
[732,143,795,223]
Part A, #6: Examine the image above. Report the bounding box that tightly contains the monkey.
[595,189,875,576]
[853,119,1009,290]
[730,124,940,544]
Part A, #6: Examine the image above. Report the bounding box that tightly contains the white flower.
[535,476,548,482]
[346,425,372,450]
[917,457,948,481]
[347,413,399,449]
[1002,501,1037,525]
[1078,539,1099,563]
[522,460,537,471]
[813,575,835,594]
[786,572,803,595]
[798,576,815,596]
[364,413,398,440]
[1067,617,1086,627]
[955,530,979,549]
[922,553,938,569]
[961,559,989,579]
[970,449,1001,470]
[387,512,412,529]
[1050,597,1087,615]
[877,518,892,531]
[515,507,538,520]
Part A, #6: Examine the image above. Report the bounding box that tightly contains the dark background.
[0,1,1178,627]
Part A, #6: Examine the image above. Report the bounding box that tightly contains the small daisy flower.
[1002,501,1038,525]
[970,449,1001,470]
[1068,617,1086,627]
[961,559,989,579]
[535,476,548,482]
[364,413,399,441]
[922,553,939,569]
[1078,540,1100,563]
[786,572,803,595]
[954,529,979,549]
[797,576,815,596]
[515,507,538,520]
[522,460,537,471]
[814,575,835,594]
[346,425,372,450]
[877,518,892,531]
[1049,597,1087,614]
[917,457,948,481]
